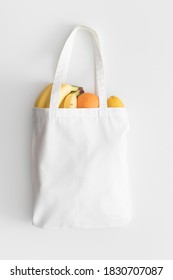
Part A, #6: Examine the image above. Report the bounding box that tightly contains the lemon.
[107,96,125,107]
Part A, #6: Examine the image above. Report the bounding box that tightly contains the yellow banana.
[59,98,66,108]
[59,89,83,108]
[58,84,79,107]
[34,83,81,108]
[63,93,77,108]
[34,83,52,108]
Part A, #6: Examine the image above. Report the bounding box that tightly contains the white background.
[0,0,173,259]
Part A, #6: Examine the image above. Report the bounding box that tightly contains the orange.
[77,93,99,108]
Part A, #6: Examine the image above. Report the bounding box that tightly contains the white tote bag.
[32,25,131,229]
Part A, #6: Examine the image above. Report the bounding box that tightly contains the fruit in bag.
[34,83,83,108]
[77,93,99,108]
[107,96,124,107]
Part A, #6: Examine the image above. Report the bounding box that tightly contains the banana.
[58,84,79,107]
[59,89,84,108]
[59,98,66,108]
[34,83,52,108]
[34,83,82,108]
[63,93,77,108]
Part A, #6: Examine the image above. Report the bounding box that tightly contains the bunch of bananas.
[34,83,84,108]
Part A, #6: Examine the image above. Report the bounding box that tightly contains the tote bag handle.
[50,25,107,109]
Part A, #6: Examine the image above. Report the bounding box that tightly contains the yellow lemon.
[107,96,125,107]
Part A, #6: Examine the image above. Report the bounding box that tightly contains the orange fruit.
[77,93,99,108]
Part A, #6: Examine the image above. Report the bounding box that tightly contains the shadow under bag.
[32,25,131,229]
